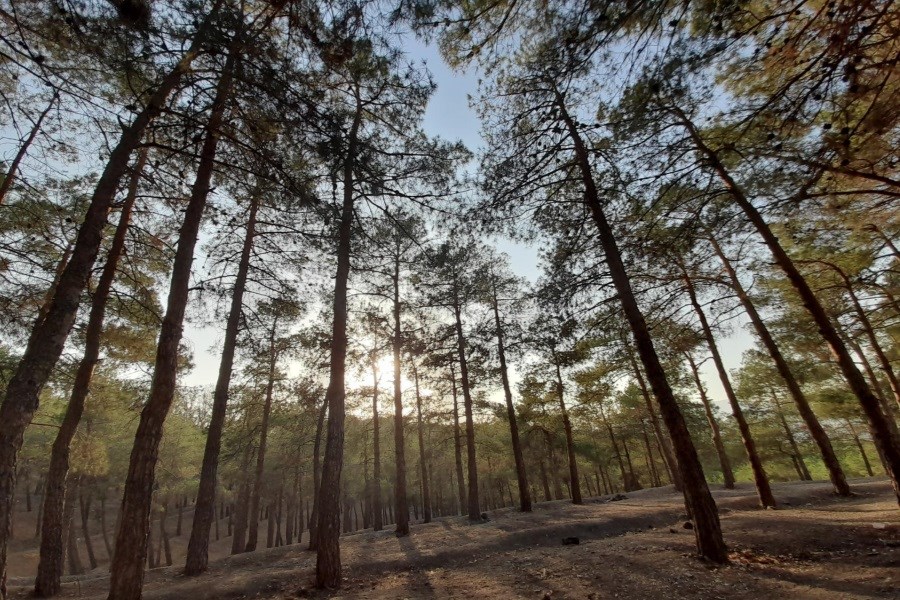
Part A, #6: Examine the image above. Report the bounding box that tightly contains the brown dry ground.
[7,478,899,600]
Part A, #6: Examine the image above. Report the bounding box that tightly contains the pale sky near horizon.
[182,38,755,413]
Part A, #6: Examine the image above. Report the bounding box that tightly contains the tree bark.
[772,392,811,481]
[370,359,383,532]
[159,504,172,567]
[412,366,432,522]
[847,420,875,477]
[230,445,252,555]
[709,236,850,496]
[490,277,531,511]
[685,352,736,489]
[391,251,409,536]
[34,149,147,597]
[79,491,97,569]
[681,266,776,508]
[557,90,727,562]
[107,53,234,600]
[185,191,260,574]
[0,14,219,591]
[315,99,361,589]
[246,317,279,553]
[453,302,480,520]
[676,106,900,505]
[307,396,327,550]
[450,363,466,515]
[554,359,582,503]
[629,354,682,490]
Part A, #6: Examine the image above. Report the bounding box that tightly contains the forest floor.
[6,478,898,599]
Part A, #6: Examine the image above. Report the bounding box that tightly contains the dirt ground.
[7,478,898,599]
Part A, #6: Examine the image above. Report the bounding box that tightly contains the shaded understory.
[8,478,898,599]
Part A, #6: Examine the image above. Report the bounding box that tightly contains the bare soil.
[7,478,898,599]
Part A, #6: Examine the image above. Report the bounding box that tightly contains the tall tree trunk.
[99,497,112,559]
[709,236,850,496]
[159,504,172,567]
[538,456,552,501]
[307,397,327,550]
[772,392,811,481]
[412,366,432,523]
[0,92,58,205]
[79,491,97,570]
[557,91,726,562]
[641,421,661,488]
[230,445,252,555]
[453,301,481,521]
[185,192,260,574]
[315,101,361,590]
[450,364,466,515]
[370,360,383,532]
[685,352,736,489]
[0,15,219,590]
[676,106,900,505]
[64,488,82,576]
[34,149,147,597]
[391,254,410,536]
[828,261,900,411]
[108,54,235,600]
[681,266,776,508]
[847,420,875,477]
[490,279,531,511]
[629,354,682,490]
[554,359,582,503]
[246,318,279,553]
[599,407,629,491]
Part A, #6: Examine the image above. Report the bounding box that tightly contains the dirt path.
[9,479,898,599]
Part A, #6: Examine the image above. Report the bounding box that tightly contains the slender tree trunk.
[685,352,736,488]
[0,92,58,205]
[391,254,410,536]
[79,491,97,569]
[538,456,552,501]
[412,366,432,523]
[315,102,361,589]
[452,301,481,521]
[558,92,726,561]
[246,318,279,553]
[831,262,900,411]
[554,360,582,503]
[108,54,235,600]
[709,236,850,496]
[676,106,900,505]
[629,354,682,490]
[99,497,112,559]
[307,397,327,550]
[847,420,875,477]
[185,192,260,574]
[65,489,83,576]
[0,15,220,590]
[845,337,900,443]
[34,149,147,598]
[159,504,172,567]
[266,497,276,549]
[681,267,776,508]
[490,280,531,511]
[600,408,629,491]
[231,445,252,555]
[641,421,661,487]
[772,392,811,481]
[370,361,383,532]
[450,364,466,515]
